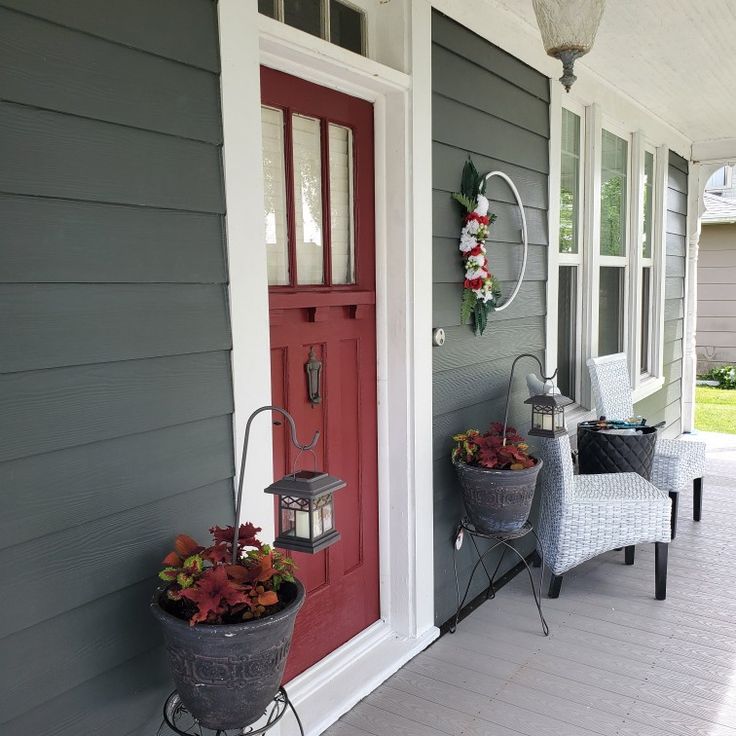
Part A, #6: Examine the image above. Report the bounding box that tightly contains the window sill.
[632,375,666,405]
[565,403,596,431]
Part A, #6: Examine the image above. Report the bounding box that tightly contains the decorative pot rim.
[453,458,543,475]
[150,577,305,634]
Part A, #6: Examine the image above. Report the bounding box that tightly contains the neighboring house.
[1,2,734,735]
[696,169,736,373]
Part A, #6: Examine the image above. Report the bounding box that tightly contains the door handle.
[305,347,322,405]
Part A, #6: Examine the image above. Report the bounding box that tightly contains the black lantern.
[501,353,573,444]
[525,390,574,438]
[232,405,346,563]
[265,470,346,553]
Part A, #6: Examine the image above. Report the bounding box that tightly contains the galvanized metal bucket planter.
[151,579,305,731]
[454,459,543,534]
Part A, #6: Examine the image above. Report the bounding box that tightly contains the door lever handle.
[305,347,322,405]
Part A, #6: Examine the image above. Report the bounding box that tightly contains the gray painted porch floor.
[324,432,736,736]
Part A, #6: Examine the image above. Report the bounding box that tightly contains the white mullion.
[582,103,601,408]
[546,80,562,379]
[628,131,645,387]
[652,145,669,383]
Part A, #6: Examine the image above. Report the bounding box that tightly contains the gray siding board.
[0,579,160,722]
[0,416,233,550]
[667,232,686,258]
[1,284,231,373]
[1,194,226,284]
[433,94,549,174]
[2,647,170,736]
[666,256,685,278]
[666,187,687,216]
[0,0,219,72]
[0,7,221,143]
[0,102,224,212]
[433,317,546,372]
[0,478,233,641]
[433,191,548,242]
[0,4,230,732]
[432,45,549,137]
[665,276,684,299]
[670,149,689,174]
[433,239,547,283]
[432,13,550,101]
[432,12,550,627]
[433,142,548,210]
[0,351,232,463]
[666,210,686,237]
[668,165,688,194]
[433,281,545,327]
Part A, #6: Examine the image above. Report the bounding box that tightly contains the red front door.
[261,67,379,680]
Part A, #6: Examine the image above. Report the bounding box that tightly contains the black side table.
[450,519,549,636]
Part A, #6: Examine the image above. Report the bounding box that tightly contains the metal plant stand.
[450,519,549,636]
[157,688,304,736]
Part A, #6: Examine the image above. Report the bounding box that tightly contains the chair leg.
[693,477,703,521]
[548,575,563,598]
[530,550,542,568]
[655,542,668,600]
[669,491,679,540]
[624,545,635,565]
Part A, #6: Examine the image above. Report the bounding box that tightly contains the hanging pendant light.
[532,0,605,92]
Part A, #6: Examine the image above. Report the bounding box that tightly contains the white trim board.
[218,3,438,735]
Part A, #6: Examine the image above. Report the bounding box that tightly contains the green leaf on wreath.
[451,192,476,213]
[460,288,476,325]
[460,158,481,200]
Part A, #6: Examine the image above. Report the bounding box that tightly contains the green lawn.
[695,385,736,434]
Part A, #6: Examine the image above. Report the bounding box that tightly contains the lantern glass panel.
[554,406,566,431]
[312,504,323,537]
[322,498,334,532]
[295,509,310,538]
[281,508,296,536]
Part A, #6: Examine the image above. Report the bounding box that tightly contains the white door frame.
[218,3,438,734]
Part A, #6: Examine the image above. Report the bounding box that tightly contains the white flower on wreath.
[474,194,490,217]
[465,219,480,235]
[465,267,489,281]
[459,233,477,253]
[467,254,486,268]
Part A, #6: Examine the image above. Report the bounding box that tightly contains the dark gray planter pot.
[151,579,305,731]
[454,459,542,534]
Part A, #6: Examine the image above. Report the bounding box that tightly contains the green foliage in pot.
[158,523,295,626]
[451,422,536,470]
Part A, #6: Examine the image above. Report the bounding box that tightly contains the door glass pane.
[284,0,322,38]
[330,0,364,54]
[641,267,651,373]
[261,106,289,286]
[557,266,578,401]
[560,109,580,254]
[258,0,277,18]
[329,124,355,285]
[599,267,624,356]
[642,150,654,258]
[600,130,628,256]
[292,114,324,285]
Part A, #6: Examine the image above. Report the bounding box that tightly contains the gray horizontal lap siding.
[432,12,550,627]
[634,151,688,437]
[0,2,233,735]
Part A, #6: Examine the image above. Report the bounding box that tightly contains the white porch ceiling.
[493,0,736,155]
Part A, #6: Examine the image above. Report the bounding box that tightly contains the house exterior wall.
[696,223,736,372]
[431,11,550,627]
[0,2,234,734]
[635,152,689,437]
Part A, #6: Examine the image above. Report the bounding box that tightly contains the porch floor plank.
[323,433,736,736]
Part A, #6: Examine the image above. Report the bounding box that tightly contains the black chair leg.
[530,550,542,568]
[655,542,668,600]
[669,491,679,540]
[548,575,563,598]
[624,545,635,565]
[693,477,703,521]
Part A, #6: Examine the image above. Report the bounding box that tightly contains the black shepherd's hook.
[232,406,319,563]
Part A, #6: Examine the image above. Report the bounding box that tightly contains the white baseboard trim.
[282,621,440,735]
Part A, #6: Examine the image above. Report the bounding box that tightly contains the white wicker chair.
[533,433,671,599]
[587,353,706,539]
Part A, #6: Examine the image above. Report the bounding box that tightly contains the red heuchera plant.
[451,422,536,470]
[158,523,295,626]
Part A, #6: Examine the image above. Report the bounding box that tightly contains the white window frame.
[547,94,668,415]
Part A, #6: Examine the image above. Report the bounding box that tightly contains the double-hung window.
[550,102,667,411]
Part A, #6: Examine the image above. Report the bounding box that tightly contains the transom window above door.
[261,105,356,287]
